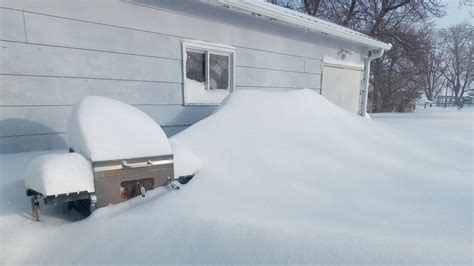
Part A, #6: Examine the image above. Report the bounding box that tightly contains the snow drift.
[0,89,471,264]
[169,139,202,178]
[25,153,94,196]
[67,96,172,162]
[185,78,229,104]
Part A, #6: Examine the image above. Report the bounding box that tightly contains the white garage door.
[321,64,363,114]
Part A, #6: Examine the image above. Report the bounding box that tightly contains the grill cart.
[25,153,95,221]
[25,96,185,221]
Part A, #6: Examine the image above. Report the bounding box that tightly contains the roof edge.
[212,0,392,51]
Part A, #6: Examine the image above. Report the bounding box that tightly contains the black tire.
[177,175,194,185]
[72,198,92,217]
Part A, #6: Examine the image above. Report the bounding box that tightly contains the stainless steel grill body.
[92,155,174,208]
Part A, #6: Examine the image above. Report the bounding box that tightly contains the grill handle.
[121,160,153,169]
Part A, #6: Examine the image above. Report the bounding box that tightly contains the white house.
[0,0,391,153]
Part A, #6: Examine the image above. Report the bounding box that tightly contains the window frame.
[182,40,236,106]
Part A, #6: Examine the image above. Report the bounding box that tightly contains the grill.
[25,96,184,221]
[92,155,174,207]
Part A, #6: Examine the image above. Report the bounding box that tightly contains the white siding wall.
[0,0,367,153]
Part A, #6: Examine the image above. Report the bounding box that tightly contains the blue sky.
[435,0,473,28]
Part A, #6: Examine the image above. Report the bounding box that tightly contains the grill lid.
[67,96,172,162]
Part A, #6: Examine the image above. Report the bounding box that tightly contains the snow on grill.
[24,96,198,220]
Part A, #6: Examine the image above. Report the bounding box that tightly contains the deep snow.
[25,152,95,196]
[0,89,472,264]
[68,96,172,162]
[185,78,230,104]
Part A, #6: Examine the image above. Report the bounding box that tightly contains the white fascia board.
[214,0,392,51]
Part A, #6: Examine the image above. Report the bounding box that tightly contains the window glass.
[186,51,206,84]
[183,41,234,105]
[209,54,229,91]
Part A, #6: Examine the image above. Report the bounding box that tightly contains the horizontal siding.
[0,2,233,45]
[232,27,322,60]
[236,67,321,89]
[23,12,182,59]
[236,48,304,73]
[0,8,25,42]
[0,106,69,137]
[0,133,68,153]
[0,105,216,137]
[0,1,365,61]
[0,41,182,82]
[304,58,322,74]
[0,125,187,153]
[1,2,336,60]
[0,75,183,106]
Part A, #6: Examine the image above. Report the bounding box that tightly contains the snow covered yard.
[0,90,472,264]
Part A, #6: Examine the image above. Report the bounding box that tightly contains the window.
[182,40,235,105]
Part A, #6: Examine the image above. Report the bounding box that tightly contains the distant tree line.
[268,0,473,112]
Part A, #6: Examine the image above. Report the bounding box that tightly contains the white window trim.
[322,62,364,72]
[182,39,236,106]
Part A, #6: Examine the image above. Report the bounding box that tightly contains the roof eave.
[213,0,392,51]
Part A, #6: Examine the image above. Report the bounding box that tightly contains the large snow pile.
[25,153,94,196]
[67,96,172,162]
[0,90,471,264]
[170,139,202,178]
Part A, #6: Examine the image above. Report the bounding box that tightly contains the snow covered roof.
[212,0,392,51]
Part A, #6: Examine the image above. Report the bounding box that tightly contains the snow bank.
[185,78,229,104]
[1,90,471,264]
[67,96,172,162]
[25,153,94,196]
[170,140,202,178]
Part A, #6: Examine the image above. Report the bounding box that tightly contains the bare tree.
[269,0,445,112]
[301,0,321,15]
[440,23,474,105]
[266,0,298,9]
[370,31,424,112]
[409,27,448,102]
[459,0,474,18]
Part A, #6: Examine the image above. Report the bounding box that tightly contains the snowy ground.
[0,90,472,264]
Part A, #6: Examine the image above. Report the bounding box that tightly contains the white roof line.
[213,0,392,51]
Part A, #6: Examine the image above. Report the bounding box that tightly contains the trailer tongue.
[25,96,186,221]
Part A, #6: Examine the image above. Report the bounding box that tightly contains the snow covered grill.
[25,96,183,221]
[92,155,174,208]
[66,96,177,209]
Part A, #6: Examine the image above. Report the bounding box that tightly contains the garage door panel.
[340,69,363,113]
[321,66,342,105]
[321,65,363,114]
